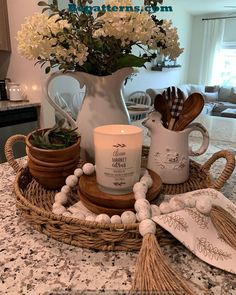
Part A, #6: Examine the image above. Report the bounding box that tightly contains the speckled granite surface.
[0,101,40,112]
[0,140,236,295]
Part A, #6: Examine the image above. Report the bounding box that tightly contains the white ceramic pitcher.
[143,112,210,184]
[45,68,132,162]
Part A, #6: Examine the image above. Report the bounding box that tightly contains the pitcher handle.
[187,123,209,156]
[45,71,85,128]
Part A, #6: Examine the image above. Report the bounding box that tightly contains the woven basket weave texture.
[4,135,236,251]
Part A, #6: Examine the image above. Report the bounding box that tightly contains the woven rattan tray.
[5,136,236,251]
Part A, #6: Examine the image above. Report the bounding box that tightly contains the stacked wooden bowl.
[77,169,163,216]
[26,130,80,190]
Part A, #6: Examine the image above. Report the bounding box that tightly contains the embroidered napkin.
[152,188,236,274]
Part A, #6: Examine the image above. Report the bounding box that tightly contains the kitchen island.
[0,137,236,295]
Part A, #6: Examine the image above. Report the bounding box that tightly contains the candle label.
[96,142,141,191]
[111,145,127,185]
[112,144,127,170]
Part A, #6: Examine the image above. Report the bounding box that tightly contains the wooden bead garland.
[51,162,214,234]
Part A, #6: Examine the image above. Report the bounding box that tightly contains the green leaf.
[48,12,59,19]
[97,11,105,17]
[38,1,49,6]
[42,7,50,13]
[116,54,146,69]
[45,66,51,74]
[80,61,93,73]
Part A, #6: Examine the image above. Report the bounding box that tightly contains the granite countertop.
[0,142,236,295]
[0,100,41,112]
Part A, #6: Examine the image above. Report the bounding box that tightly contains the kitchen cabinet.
[0,0,11,52]
[0,104,41,163]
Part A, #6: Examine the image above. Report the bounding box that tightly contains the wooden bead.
[52,205,66,215]
[134,191,146,200]
[121,211,136,224]
[143,169,150,176]
[95,214,111,223]
[86,215,96,222]
[111,215,122,224]
[61,185,71,194]
[74,168,83,178]
[139,219,156,236]
[66,175,78,187]
[182,195,196,208]
[134,199,150,212]
[82,163,95,175]
[196,197,212,214]
[169,197,185,212]
[159,202,172,214]
[140,168,148,177]
[137,209,151,221]
[52,202,62,209]
[133,182,148,194]
[55,192,68,205]
[140,175,153,188]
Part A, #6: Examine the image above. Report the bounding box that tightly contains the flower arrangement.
[17,0,184,76]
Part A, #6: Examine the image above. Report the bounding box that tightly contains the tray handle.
[4,135,26,173]
[202,150,235,190]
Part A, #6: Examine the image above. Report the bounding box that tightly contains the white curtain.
[198,19,225,85]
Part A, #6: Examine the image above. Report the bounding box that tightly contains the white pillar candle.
[94,125,143,195]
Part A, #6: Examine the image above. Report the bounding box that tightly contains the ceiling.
[170,0,236,15]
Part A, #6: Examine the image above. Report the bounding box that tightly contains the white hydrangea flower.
[17,13,88,66]
[94,10,157,47]
[16,1,183,72]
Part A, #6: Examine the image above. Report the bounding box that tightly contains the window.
[214,42,236,86]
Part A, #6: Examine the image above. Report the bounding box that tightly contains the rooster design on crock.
[153,148,187,170]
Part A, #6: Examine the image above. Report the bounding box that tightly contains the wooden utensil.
[163,87,185,130]
[154,94,171,128]
[173,93,204,131]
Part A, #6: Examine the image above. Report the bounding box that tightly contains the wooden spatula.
[154,94,171,128]
[173,93,204,131]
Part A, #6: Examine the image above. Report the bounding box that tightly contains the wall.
[187,15,236,84]
[5,0,55,127]
[123,2,193,98]
[186,15,204,84]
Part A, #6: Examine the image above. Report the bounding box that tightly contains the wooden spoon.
[154,94,171,128]
[173,93,204,131]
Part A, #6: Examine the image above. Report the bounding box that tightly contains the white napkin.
[153,188,236,274]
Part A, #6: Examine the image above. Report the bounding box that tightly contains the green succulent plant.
[30,120,80,150]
